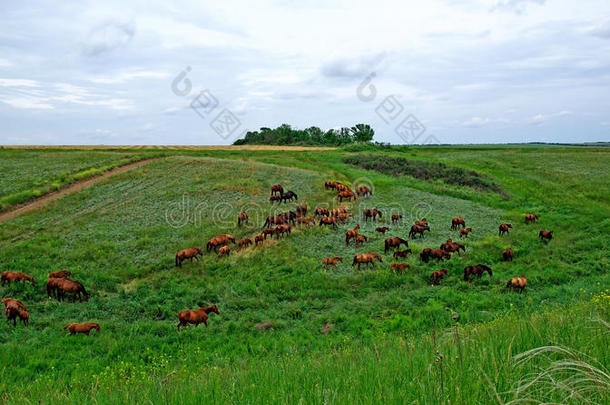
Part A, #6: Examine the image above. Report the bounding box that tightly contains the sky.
[0,0,609,145]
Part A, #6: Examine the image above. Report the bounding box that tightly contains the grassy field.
[0,145,608,403]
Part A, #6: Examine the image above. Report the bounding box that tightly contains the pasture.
[0,145,608,404]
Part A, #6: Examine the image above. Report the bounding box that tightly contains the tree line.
[232,124,375,146]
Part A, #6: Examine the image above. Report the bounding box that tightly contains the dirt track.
[0,158,157,223]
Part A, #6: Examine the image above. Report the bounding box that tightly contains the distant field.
[0,145,607,403]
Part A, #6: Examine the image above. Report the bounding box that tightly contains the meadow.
[0,145,608,404]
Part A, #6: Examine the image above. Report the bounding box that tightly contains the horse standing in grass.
[440,239,465,255]
[503,248,514,261]
[175,247,203,267]
[280,191,298,203]
[269,195,281,204]
[177,305,220,330]
[391,214,402,224]
[393,249,412,259]
[352,253,382,270]
[206,234,235,253]
[506,277,527,293]
[539,230,553,242]
[63,323,100,335]
[409,224,430,239]
[297,217,314,227]
[415,218,428,227]
[274,223,291,238]
[3,298,27,327]
[237,212,249,227]
[239,238,253,248]
[384,237,408,253]
[338,190,356,202]
[459,228,472,238]
[431,269,448,285]
[218,246,230,257]
[314,207,329,218]
[1,271,35,286]
[525,213,539,224]
[325,181,338,190]
[376,226,389,234]
[319,216,338,229]
[354,235,368,247]
[296,204,307,217]
[345,224,360,246]
[261,228,275,239]
[49,270,71,279]
[363,209,382,222]
[322,257,343,269]
[390,263,410,274]
[254,234,265,246]
[498,223,512,236]
[271,184,284,196]
[356,186,372,197]
[451,217,465,230]
[57,279,90,302]
[463,264,493,281]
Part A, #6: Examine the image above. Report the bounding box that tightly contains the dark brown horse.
[177,305,219,329]
[325,181,338,190]
[440,239,465,255]
[263,215,287,228]
[420,248,450,263]
[64,323,100,335]
[498,223,512,236]
[525,213,539,224]
[352,253,382,270]
[393,249,412,259]
[354,235,368,247]
[261,228,275,239]
[49,270,71,279]
[237,212,249,227]
[539,230,553,242]
[356,186,372,197]
[175,247,203,267]
[1,271,35,286]
[319,216,338,229]
[345,223,360,246]
[314,207,330,218]
[274,223,291,238]
[463,264,493,281]
[506,277,527,293]
[451,217,465,230]
[296,204,307,217]
[409,224,430,239]
[3,298,27,327]
[376,226,389,234]
[503,248,514,261]
[271,184,284,195]
[431,268,448,285]
[269,195,282,204]
[384,237,408,253]
[280,191,298,203]
[363,208,382,222]
[391,214,402,224]
[239,238,253,248]
[254,234,265,246]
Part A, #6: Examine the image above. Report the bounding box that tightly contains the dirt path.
[0,158,158,223]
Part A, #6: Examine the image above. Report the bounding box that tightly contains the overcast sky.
[0,0,609,145]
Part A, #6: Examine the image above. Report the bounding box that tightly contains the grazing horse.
[431,269,448,285]
[503,248,514,261]
[319,216,338,229]
[271,184,284,195]
[498,223,512,236]
[335,183,350,192]
[2,298,26,311]
[356,186,372,197]
[175,247,203,267]
[363,208,382,222]
[459,228,472,238]
[56,279,90,302]
[49,270,71,279]
[506,277,527,293]
[18,309,29,326]
[525,213,539,224]
[376,226,389,234]
[254,234,265,246]
[1,271,35,286]
[384,237,408,253]
[539,230,553,242]
[261,228,275,239]
[345,224,360,246]
[451,217,466,230]
[63,323,101,335]
[409,224,430,239]
[391,214,402,224]
[280,191,298,203]
[206,234,235,253]
[440,239,465,255]
[463,264,493,281]
[337,213,353,223]
[415,218,428,227]
[322,257,343,269]
[325,181,338,190]
[237,212,249,227]
[393,249,412,259]
[352,253,383,270]
[263,215,286,228]
[297,217,315,227]
[314,207,330,218]
[420,248,450,263]
[274,223,291,238]
[218,246,230,257]
[3,298,27,327]
[296,204,307,217]
[177,305,220,329]
[390,262,410,274]
[355,235,368,247]
[269,195,281,204]
[46,278,62,298]
[332,207,349,217]
[239,238,253,248]
[338,190,356,202]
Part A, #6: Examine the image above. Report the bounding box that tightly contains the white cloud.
[88,70,170,84]
[529,110,572,126]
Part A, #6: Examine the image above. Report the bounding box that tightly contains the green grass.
[0,146,608,403]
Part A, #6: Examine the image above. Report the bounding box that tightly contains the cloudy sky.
[0,0,609,145]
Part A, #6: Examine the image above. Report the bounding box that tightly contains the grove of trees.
[232,124,375,146]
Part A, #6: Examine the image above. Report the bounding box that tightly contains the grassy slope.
[0,146,608,403]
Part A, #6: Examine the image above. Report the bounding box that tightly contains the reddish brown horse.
[271,184,284,195]
[314,207,330,218]
[332,207,349,217]
[390,262,410,274]
[352,253,382,270]
[3,298,27,327]
[440,239,465,255]
[393,249,412,259]
[431,268,448,285]
[356,186,372,197]
[498,223,512,236]
[297,217,315,226]
[409,224,430,239]
[354,235,368,247]
[269,195,281,204]
[539,230,553,242]
[175,247,203,267]
[525,213,539,224]
[415,218,428,227]
[503,248,514,261]
[64,323,101,335]
[345,224,360,246]
[335,183,350,192]
[263,215,287,228]
[463,264,493,281]
[363,208,382,222]
[322,257,343,269]
[420,248,450,263]
[1,271,35,286]
[2,298,26,311]
[237,212,249,227]
[337,213,353,223]
[254,234,265,246]
[319,216,338,229]
[206,234,236,253]
[376,226,389,234]
[56,279,90,302]
[384,237,408,253]
[49,270,71,279]
[218,246,230,257]
[18,309,29,327]
[239,238,253,248]
[451,217,465,230]
[274,223,291,238]
[391,214,402,224]
[296,204,307,217]
[261,228,275,239]
[338,190,356,202]
[459,228,472,238]
[177,305,220,329]
[506,277,527,293]
[325,181,338,190]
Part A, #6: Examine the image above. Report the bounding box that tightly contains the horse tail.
[175,254,179,267]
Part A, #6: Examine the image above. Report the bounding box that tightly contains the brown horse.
[254,234,265,246]
[376,226,389,234]
[56,279,90,302]
[319,216,338,229]
[356,186,372,197]
[337,213,353,223]
[274,223,291,238]
[46,278,62,298]
[3,298,27,327]
[393,249,412,259]
[314,207,330,218]
[506,276,527,293]
[384,237,409,253]
[459,228,472,238]
[354,235,368,247]
[18,309,29,327]
[338,190,356,202]
[206,234,235,253]
[2,298,26,311]
[525,213,539,224]
[352,253,383,270]
[218,246,230,257]
[322,257,343,269]
[49,270,71,279]
[297,217,315,227]
[409,224,430,239]
[463,264,493,281]
[296,204,307,217]
[345,224,360,246]
[451,217,466,230]
[63,323,101,335]
[440,239,465,255]
[271,184,284,195]
[269,195,282,204]
[239,238,253,248]
[335,183,350,192]
[539,230,553,242]
[1,271,35,286]
[325,181,338,190]
[331,207,349,217]
[390,262,410,274]
[262,228,275,239]
[175,247,203,267]
[420,248,450,263]
[498,223,512,236]
[503,248,514,261]
[391,214,402,224]
[431,268,448,285]
[363,208,382,222]
[237,212,249,227]
[177,305,220,329]
[263,215,287,228]
[280,191,298,203]
[415,218,428,227]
